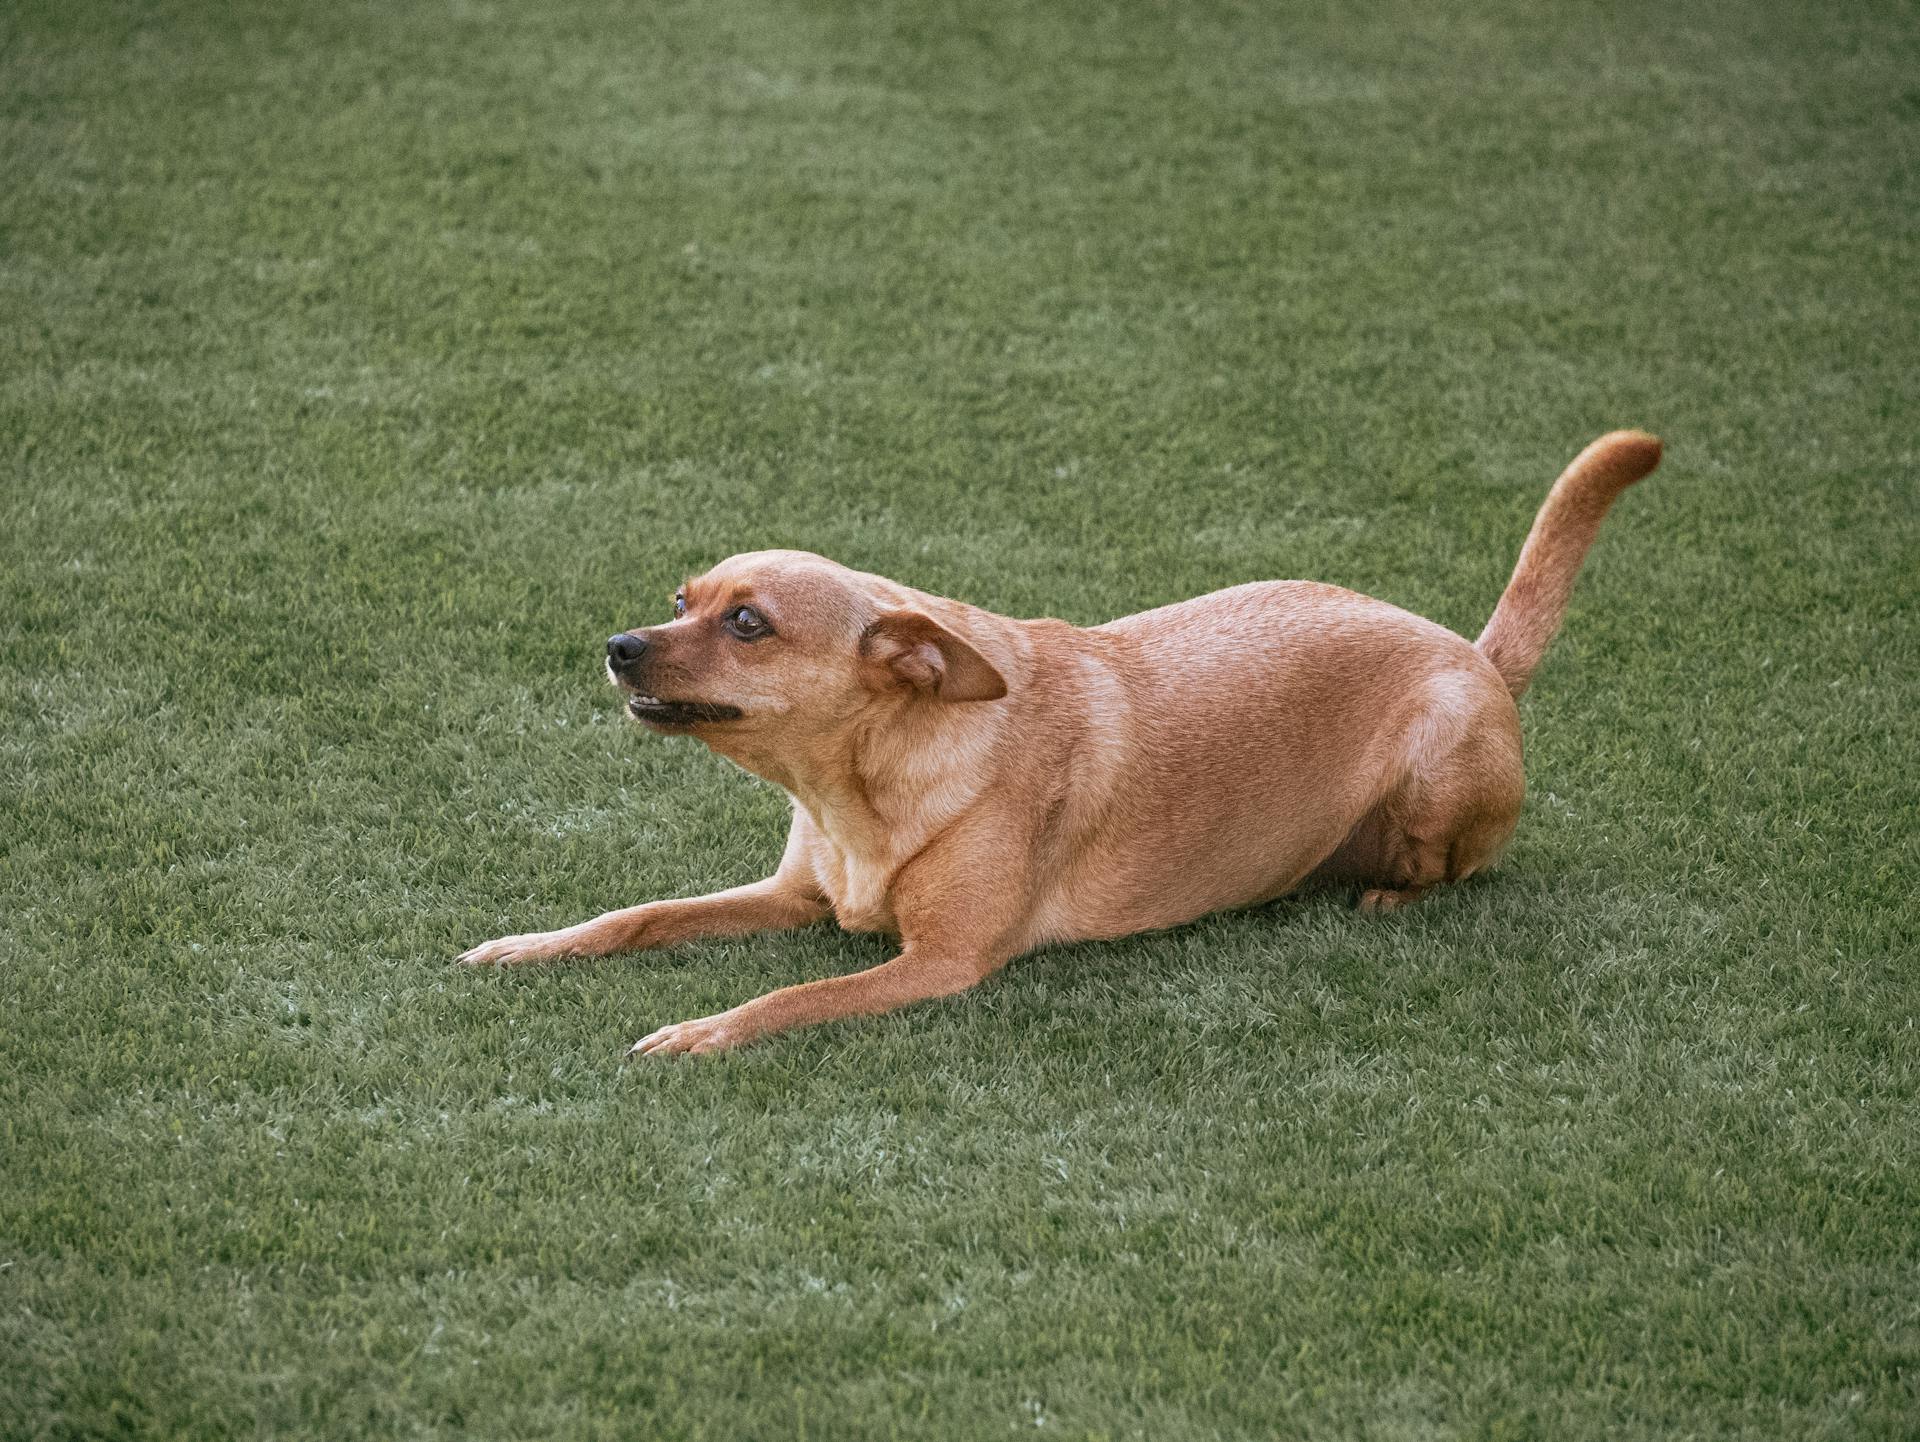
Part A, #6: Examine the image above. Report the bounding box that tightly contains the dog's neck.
[795,692,1006,850]
[718,606,1041,876]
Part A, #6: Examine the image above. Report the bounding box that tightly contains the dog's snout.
[607,632,649,667]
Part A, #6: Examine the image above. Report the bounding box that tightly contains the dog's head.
[605,550,1007,743]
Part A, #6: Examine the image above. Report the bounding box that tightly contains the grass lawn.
[4,0,1917,1436]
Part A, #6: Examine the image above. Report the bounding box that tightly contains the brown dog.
[459,431,1661,1057]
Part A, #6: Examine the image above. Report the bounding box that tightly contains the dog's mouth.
[624,693,744,729]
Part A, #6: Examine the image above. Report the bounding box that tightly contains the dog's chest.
[819,849,897,933]
[796,805,898,934]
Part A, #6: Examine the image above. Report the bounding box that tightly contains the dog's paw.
[1357,885,1427,914]
[456,928,582,966]
[625,1010,744,1059]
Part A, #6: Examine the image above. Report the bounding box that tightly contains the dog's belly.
[1031,788,1362,944]
[1028,581,1507,941]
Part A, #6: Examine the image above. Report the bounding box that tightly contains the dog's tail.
[1474,430,1662,700]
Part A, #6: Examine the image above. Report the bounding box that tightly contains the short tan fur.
[460,431,1662,1056]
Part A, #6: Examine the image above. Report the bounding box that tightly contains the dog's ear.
[859,611,1008,703]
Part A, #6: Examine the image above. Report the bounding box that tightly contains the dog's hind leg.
[1351,779,1521,913]
[1327,672,1525,912]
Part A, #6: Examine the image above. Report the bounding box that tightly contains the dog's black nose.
[607,633,648,667]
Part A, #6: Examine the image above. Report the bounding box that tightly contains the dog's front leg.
[456,876,828,967]
[625,938,1006,1056]
[627,811,1029,1056]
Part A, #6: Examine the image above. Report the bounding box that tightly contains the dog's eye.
[725,605,771,640]
[673,593,687,619]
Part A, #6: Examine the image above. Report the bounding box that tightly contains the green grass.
[4,0,1917,1436]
